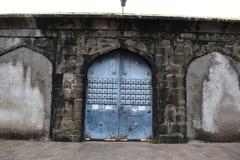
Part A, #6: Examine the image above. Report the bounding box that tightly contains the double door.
[85,51,152,140]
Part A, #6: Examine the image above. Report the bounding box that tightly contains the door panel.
[119,53,152,140]
[85,51,152,140]
[85,54,120,139]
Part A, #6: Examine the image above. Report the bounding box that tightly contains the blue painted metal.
[85,53,120,139]
[85,51,152,140]
[118,53,152,140]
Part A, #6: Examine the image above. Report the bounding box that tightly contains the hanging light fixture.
[120,0,127,15]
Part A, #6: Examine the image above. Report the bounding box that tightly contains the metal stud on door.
[85,54,120,140]
[85,50,152,141]
[118,53,152,140]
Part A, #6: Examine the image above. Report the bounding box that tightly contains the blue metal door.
[85,51,152,140]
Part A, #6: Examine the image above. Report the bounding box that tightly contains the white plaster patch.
[202,52,240,133]
[0,47,52,139]
[0,61,44,130]
[63,72,74,89]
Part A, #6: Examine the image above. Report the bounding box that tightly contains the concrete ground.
[0,140,240,160]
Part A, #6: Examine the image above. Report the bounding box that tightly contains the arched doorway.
[85,50,152,141]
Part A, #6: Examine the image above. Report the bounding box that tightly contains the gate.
[85,51,152,141]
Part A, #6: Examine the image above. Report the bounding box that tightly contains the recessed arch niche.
[0,47,52,140]
[186,52,240,141]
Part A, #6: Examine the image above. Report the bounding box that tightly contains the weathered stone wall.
[0,15,239,143]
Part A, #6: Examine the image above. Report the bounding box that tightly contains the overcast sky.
[1,0,240,19]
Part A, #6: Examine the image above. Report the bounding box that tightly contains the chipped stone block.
[158,133,184,143]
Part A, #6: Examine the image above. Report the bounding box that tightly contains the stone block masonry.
[0,14,239,143]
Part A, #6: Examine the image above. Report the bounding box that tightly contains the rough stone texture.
[187,52,240,142]
[0,47,52,140]
[0,14,240,142]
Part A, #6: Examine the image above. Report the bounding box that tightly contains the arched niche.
[0,47,52,140]
[186,52,240,142]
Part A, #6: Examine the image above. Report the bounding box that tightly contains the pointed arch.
[186,51,240,142]
[0,46,53,140]
[0,43,54,63]
[84,39,154,70]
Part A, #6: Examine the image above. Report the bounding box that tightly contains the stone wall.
[0,15,239,142]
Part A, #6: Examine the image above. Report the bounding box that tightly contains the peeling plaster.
[202,52,240,133]
[187,52,240,140]
[0,47,52,140]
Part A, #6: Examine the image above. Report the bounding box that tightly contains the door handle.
[120,106,127,113]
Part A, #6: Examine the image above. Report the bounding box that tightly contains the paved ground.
[0,140,240,160]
